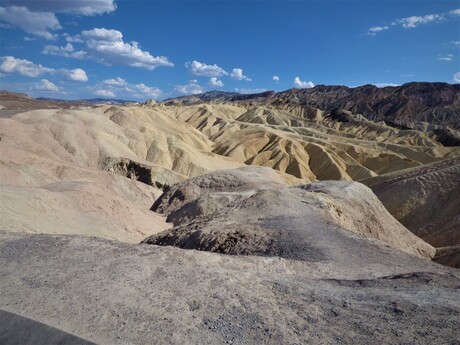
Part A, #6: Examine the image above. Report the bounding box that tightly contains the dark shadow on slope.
[0,309,96,345]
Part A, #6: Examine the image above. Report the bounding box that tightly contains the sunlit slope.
[0,102,458,242]
[157,103,459,181]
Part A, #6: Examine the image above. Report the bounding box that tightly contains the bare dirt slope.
[1,231,458,345]
[0,177,169,243]
[0,106,244,242]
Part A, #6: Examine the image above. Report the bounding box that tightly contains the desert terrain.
[0,85,459,344]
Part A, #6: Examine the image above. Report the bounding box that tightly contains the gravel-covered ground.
[1,232,459,345]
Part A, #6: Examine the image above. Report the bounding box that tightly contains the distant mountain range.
[1,82,459,128]
[165,82,460,128]
[163,90,276,103]
[36,97,134,105]
[0,91,136,114]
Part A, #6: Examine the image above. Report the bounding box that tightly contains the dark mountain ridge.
[37,97,133,105]
[165,82,460,128]
[275,82,460,126]
[2,82,459,128]
[162,90,276,104]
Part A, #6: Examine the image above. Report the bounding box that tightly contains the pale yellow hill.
[160,103,459,181]
[0,106,243,242]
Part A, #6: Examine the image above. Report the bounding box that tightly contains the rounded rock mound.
[144,167,435,263]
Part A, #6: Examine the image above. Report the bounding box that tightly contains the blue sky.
[0,0,459,101]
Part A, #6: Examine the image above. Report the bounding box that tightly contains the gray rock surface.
[146,167,435,260]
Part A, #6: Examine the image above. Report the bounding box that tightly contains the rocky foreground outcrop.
[1,168,456,345]
[144,167,435,261]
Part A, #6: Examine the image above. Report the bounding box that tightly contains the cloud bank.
[367,8,460,35]
[0,56,88,81]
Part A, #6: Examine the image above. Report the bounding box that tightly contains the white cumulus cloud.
[395,14,443,28]
[367,26,389,36]
[437,54,454,61]
[0,55,88,82]
[95,78,163,100]
[2,0,116,15]
[0,6,60,40]
[95,89,116,98]
[63,68,88,82]
[63,28,174,70]
[42,43,86,59]
[209,77,224,87]
[370,26,389,32]
[454,72,460,83]
[174,80,203,95]
[81,27,122,42]
[234,88,267,94]
[64,34,83,43]
[35,78,60,92]
[0,1,116,39]
[132,83,162,99]
[230,68,251,81]
[368,8,460,36]
[185,60,228,77]
[373,83,400,88]
[103,77,127,86]
[294,77,314,88]
[0,56,53,77]
[272,75,280,82]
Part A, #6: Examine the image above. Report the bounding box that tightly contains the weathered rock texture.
[1,232,458,345]
[146,167,435,261]
[363,158,460,267]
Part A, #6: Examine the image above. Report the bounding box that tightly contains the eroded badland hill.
[0,84,459,344]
